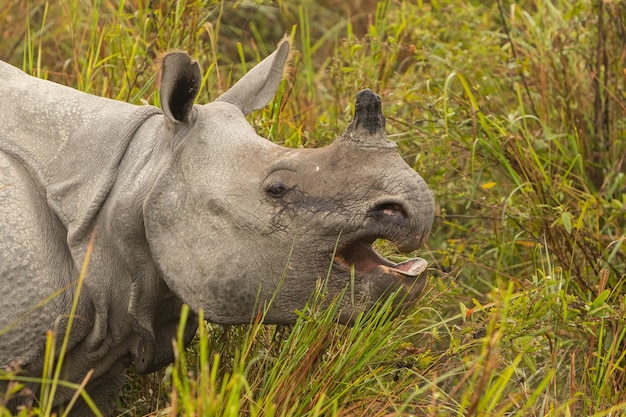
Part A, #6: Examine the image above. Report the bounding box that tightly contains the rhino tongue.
[391,258,428,277]
[334,241,428,278]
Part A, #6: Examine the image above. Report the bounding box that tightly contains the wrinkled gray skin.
[0,40,434,415]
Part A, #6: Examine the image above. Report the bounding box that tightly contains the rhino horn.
[339,89,395,149]
[217,38,290,115]
[159,52,202,124]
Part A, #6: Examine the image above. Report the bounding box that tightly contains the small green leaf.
[459,302,468,322]
[593,289,611,306]
[561,211,572,234]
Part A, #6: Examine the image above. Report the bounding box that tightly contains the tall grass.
[160,290,429,417]
[1,0,625,415]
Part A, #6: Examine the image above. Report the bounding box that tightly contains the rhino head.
[142,40,435,325]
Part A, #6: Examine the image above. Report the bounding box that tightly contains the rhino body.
[0,40,434,415]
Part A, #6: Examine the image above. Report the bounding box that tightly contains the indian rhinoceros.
[0,39,434,415]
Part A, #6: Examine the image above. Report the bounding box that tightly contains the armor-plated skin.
[0,40,435,415]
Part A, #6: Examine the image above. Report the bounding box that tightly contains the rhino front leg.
[57,361,128,417]
[2,362,126,417]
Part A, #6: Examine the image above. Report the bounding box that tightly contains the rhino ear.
[159,52,201,124]
[216,39,290,115]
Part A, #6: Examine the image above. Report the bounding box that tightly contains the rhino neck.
[48,106,162,246]
[95,114,200,374]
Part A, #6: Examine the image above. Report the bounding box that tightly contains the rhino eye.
[265,183,289,199]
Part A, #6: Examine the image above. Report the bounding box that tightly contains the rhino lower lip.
[333,241,428,278]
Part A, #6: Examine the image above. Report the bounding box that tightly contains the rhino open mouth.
[333,241,428,280]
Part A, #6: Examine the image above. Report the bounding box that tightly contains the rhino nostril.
[382,203,405,218]
[372,202,407,220]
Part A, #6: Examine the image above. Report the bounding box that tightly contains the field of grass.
[1,0,625,415]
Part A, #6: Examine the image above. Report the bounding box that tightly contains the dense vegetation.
[1,0,625,415]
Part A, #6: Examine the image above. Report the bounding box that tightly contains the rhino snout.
[367,190,435,253]
[368,199,411,234]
